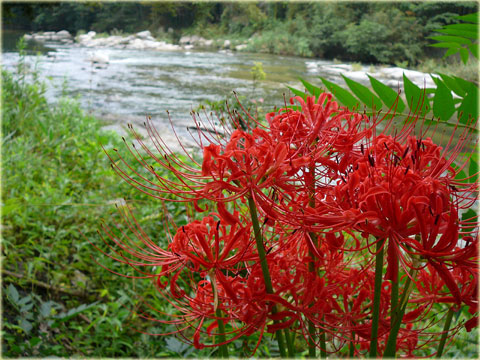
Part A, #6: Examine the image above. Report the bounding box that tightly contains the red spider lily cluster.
[98,93,479,357]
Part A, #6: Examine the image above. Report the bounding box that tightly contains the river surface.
[2,31,436,147]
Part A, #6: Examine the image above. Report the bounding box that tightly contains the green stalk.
[215,308,229,358]
[284,328,295,357]
[307,245,318,358]
[320,329,327,358]
[247,196,287,358]
[307,164,318,358]
[349,331,356,357]
[384,268,417,357]
[369,238,385,358]
[436,308,454,358]
[391,267,399,328]
[308,320,316,357]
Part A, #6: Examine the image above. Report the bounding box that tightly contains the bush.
[337,7,424,65]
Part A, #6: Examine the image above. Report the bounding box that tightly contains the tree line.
[3,1,478,64]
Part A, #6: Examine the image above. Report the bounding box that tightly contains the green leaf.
[469,151,479,182]
[40,301,55,318]
[443,47,460,58]
[403,74,428,116]
[286,86,307,100]
[29,337,42,347]
[342,75,382,110]
[452,76,477,94]
[430,42,462,49]
[468,43,478,59]
[368,75,406,113]
[457,87,479,125]
[17,295,33,308]
[437,73,467,97]
[320,77,359,109]
[428,35,471,45]
[299,77,323,98]
[7,284,20,304]
[433,80,456,120]
[2,198,22,216]
[20,319,33,334]
[459,47,469,64]
[51,301,99,328]
[462,208,477,234]
[443,23,478,32]
[165,337,189,354]
[436,28,478,39]
[456,13,479,23]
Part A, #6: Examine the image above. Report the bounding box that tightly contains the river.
[2,30,436,147]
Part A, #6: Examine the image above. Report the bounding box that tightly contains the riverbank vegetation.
[4,2,477,69]
[1,64,213,357]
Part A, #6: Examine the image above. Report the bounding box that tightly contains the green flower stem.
[284,328,295,357]
[349,331,356,357]
[320,329,327,358]
[307,238,318,358]
[247,196,287,358]
[215,307,229,358]
[391,273,399,328]
[384,268,417,357]
[436,308,454,358]
[308,320,316,357]
[307,164,318,358]
[369,238,385,358]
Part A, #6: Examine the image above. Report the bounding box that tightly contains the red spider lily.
[329,132,478,278]
[415,263,478,327]
[97,89,478,357]
[144,276,268,350]
[168,214,256,273]
[264,95,373,209]
[266,94,371,164]
[201,128,310,201]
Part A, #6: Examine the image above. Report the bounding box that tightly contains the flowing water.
[2,30,437,148]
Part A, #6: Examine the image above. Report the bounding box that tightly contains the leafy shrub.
[1,64,198,357]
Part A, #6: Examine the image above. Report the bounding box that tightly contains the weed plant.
[1,65,210,357]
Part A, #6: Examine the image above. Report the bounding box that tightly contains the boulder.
[126,38,147,50]
[179,36,191,45]
[223,39,231,49]
[88,51,109,64]
[136,30,152,39]
[56,30,72,39]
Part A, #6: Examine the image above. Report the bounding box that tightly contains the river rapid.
[2,33,436,149]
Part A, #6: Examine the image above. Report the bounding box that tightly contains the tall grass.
[1,65,201,357]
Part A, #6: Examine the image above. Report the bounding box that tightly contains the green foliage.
[319,77,359,110]
[5,2,477,64]
[296,72,478,129]
[220,2,266,35]
[341,75,382,110]
[337,7,424,65]
[1,61,200,356]
[246,19,313,57]
[429,12,479,64]
[250,61,266,83]
[290,10,479,129]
